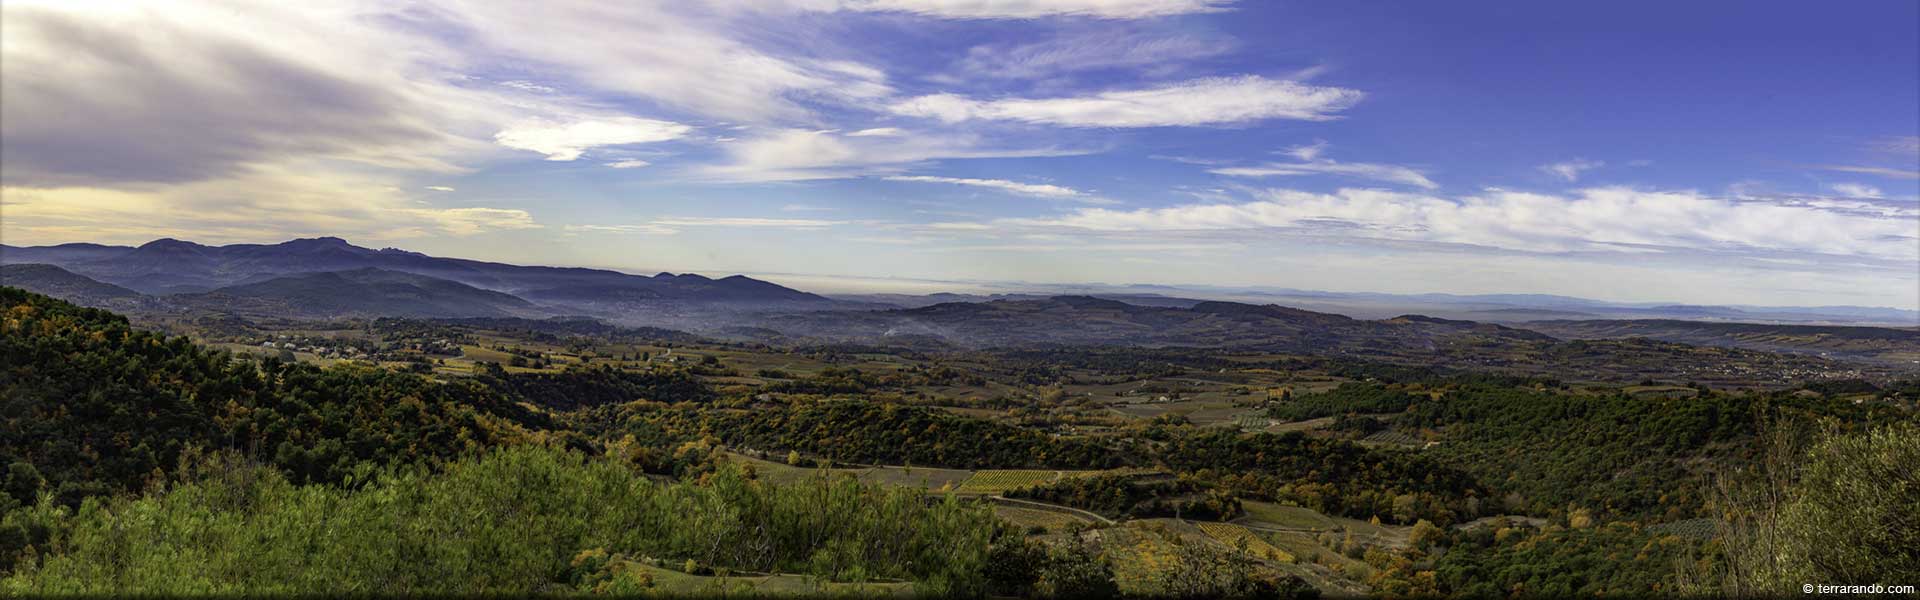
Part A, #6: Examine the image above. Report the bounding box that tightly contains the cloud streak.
[694,128,1089,182]
[995,187,1919,260]
[494,117,692,161]
[1210,144,1437,189]
[837,0,1233,19]
[1539,158,1604,182]
[957,29,1234,79]
[883,175,1110,202]
[889,76,1362,127]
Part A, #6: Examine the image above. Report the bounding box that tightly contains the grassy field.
[724,452,864,486]
[1238,501,1340,530]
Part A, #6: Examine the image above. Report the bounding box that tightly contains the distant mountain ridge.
[751,295,1555,351]
[1,237,829,311]
[831,286,1919,327]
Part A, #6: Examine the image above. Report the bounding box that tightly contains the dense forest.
[598,400,1136,470]
[1158,430,1486,525]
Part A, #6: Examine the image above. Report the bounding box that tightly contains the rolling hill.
[0,263,148,309]
[175,268,543,318]
[1526,319,1920,364]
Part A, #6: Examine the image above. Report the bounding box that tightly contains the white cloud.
[694,128,1087,182]
[926,222,994,231]
[888,76,1362,127]
[0,164,539,245]
[1209,143,1437,189]
[1872,136,1920,156]
[425,186,456,192]
[996,187,1919,260]
[1829,183,1884,199]
[606,160,654,169]
[1818,165,1920,180]
[883,175,1107,201]
[957,30,1233,79]
[1540,158,1604,182]
[652,217,848,228]
[836,0,1233,19]
[499,80,557,94]
[1210,163,1437,189]
[1283,141,1327,161]
[564,224,680,235]
[495,118,692,161]
[846,127,904,137]
[565,216,851,236]
[402,207,540,236]
[412,3,893,123]
[0,2,492,187]
[782,203,838,212]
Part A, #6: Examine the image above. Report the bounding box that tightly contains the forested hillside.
[0,287,544,503]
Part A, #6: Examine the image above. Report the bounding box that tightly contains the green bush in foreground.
[2,446,997,595]
[1715,421,1920,595]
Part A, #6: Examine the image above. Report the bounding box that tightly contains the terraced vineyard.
[1360,429,1426,447]
[1197,522,1295,562]
[993,506,1089,531]
[955,470,1063,493]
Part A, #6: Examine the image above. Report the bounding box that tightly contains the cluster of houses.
[257,338,368,359]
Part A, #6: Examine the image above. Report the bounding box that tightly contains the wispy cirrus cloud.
[989,187,1919,260]
[836,0,1233,19]
[888,76,1362,127]
[1209,143,1437,189]
[883,175,1113,203]
[693,128,1090,182]
[1817,165,1920,180]
[652,217,850,228]
[957,29,1234,79]
[1539,158,1604,182]
[565,216,855,237]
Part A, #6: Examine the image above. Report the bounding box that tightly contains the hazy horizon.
[11,234,1920,313]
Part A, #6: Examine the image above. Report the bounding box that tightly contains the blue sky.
[3,0,1916,307]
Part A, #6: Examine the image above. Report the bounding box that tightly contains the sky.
[2,0,1917,308]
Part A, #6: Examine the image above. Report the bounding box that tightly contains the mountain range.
[1,237,830,320]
